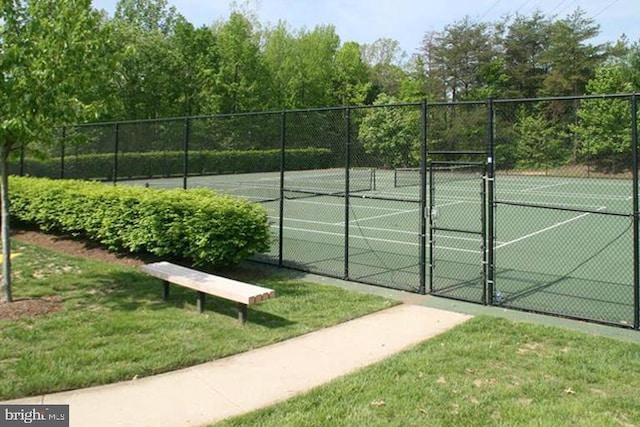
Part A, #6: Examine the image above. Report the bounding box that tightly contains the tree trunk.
[1,144,12,303]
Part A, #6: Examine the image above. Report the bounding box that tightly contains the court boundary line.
[495,206,607,250]
[272,225,482,254]
[269,215,505,244]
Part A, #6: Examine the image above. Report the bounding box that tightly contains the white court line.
[497,199,605,211]
[496,188,629,201]
[288,198,411,212]
[274,225,418,246]
[269,216,507,244]
[272,225,481,254]
[337,208,418,225]
[269,216,420,236]
[520,182,568,192]
[495,206,607,250]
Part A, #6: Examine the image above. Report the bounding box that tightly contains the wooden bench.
[141,261,276,324]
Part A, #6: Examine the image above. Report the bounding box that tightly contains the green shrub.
[9,177,271,267]
[19,148,333,180]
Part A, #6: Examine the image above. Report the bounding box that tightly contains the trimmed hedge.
[9,177,271,267]
[20,148,333,180]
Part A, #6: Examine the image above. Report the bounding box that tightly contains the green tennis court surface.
[122,169,635,327]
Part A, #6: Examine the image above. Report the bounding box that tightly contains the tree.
[542,8,604,96]
[288,25,341,108]
[0,0,111,302]
[211,12,268,113]
[358,94,421,168]
[261,22,295,109]
[170,19,219,116]
[362,38,407,99]
[503,11,552,98]
[114,0,179,34]
[514,109,567,170]
[333,42,372,105]
[422,17,500,101]
[571,66,635,171]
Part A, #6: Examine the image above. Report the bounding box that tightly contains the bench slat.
[141,262,276,305]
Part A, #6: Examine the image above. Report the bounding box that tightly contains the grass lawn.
[215,316,640,427]
[0,240,396,400]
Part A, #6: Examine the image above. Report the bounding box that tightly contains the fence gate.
[428,158,491,303]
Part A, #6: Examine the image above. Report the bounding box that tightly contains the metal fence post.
[344,106,351,280]
[419,100,427,295]
[486,99,496,305]
[279,111,286,267]
[113,123,119,185]
[632,93,639,330]
[183,118,190,190]
[60,127,66,179]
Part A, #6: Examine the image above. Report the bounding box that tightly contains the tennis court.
[125,167,636,327]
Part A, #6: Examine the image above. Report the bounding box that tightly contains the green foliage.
[212,12,268,113]
[19,148,332,180]
[333,42,372,105]
[0,0,111,151]
[503,12,552,98]
[514,108,568,169]
[570,66,634,169]
[541,9,603,96]
[358,95,420,168]
[9,177,271,267]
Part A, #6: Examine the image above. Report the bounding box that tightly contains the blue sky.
[92,0,639,55]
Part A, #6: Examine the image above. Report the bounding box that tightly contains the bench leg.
[197,291,206,313]
[163,281,170,301]
[237,303,248,324]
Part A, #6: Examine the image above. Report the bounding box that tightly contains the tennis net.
[394,165,482,188]
[205,168,376,202]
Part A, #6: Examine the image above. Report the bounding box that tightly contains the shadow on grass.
[70,270,295,328]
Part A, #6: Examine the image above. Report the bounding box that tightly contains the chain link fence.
[12,94,640,329]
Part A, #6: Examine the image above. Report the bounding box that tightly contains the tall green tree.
[514,110,567,169]
[362,38,407,99]
[358,94,421,168]
[0,0,112,302]
[571,66,635,170]
[212,12,268,113]
[333,42,371,105]
[288,25,341,108]
[422,17,500,101]
[171,20,219,116]
[261,22,295,109]
[114,0,179,34]
[542,8,604,96]
[110,22,179,119]
[503,11,552,98]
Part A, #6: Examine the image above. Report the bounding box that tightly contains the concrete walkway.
[5,304,471,427]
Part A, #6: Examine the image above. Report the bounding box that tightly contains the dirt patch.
[0,295,63,321]
[1,229,153,322]
[11,229,152,268]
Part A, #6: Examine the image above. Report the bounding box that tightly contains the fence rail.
[13,94,640,329]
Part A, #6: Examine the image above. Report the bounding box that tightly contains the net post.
[60,126,66,179]
[183,117,190,190]
[631,93,639,330]
[278,110,286,268]
[344,106,351,280]
[419,100,427,295]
